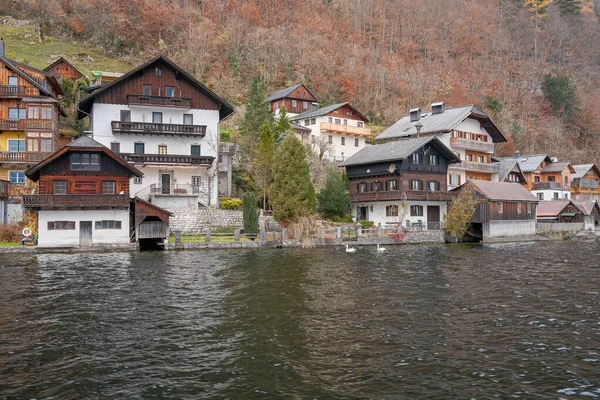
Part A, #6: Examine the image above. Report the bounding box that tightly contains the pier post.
[260,226,267,243]
[205,229,211,243]
[174,230,181,244]
[282,227,287,243]
[377,224,382,238]
[235,228,241,242]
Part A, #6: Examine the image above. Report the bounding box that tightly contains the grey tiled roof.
[541,161,571,173]
[496,154,552,173]
[572,200,598,215]
[291,121,310,132]
[67,135,106,148]
[572,164,595,179]
[376,105,506,143]
[265,84,304,102]
[339,136,459,167]
[469,180,537,202]
[497,159,520,182]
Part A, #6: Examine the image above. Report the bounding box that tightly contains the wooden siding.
[93,59,220,111]
[273,98,314,114]
[45,59,83,82]
[473,201,537,222]
[38,175,130,195]
[38,151,134,178]
[0,63,42,96]
[349,172,448,195]
[325,104,368,122]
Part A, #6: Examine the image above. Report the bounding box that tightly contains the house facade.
[571,164,600,201]
[530,161,574,201]
[78,55,234,209]
[340,136,460,228]
[22,136,144,248]
[43,57,84,82]
[377,103,507,189]
[458,180,538,240]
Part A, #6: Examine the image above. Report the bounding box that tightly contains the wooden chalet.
[571,164,600,201]
[537,200,583,223]
[456,180,538,241]
[265,83,318,115]
[572,200,600,231]
[340,136,460,228]
[43,57,84,82]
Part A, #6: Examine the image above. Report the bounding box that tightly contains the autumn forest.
[4,0,600,162]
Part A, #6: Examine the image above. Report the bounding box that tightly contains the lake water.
[1,241,599,399]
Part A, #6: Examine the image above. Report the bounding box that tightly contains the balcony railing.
[26,120,54,130]
[127,94,192,108]
[0,180,9,198]
[454,161,500,173]
[532,181,566,190]
[0,119,54,131]
[22,194,130,209]
[0,151,52,163]
[0,85,31,97]
[350,190,457,202]
[0,119,25,130]
[320,122,371,137]
[112,121,207,137]
[572,178,599,189]
[120,153,214,166]
[151,184,201,196]
[450,137,494,152]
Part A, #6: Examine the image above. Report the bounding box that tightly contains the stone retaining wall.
[168,208,279,234]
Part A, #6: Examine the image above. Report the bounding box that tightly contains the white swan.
[346,244,356,253]
[377,243,386,252]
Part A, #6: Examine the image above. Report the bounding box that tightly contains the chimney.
[409,107,421,122]
[0,38,4,58]
[513,151,520,159]
[431,102,445,114]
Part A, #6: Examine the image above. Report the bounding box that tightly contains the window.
[48,221,75,230]
[191,145,201,156]
[358,183,367,193]
[355,138,359,147]
[537,193,544,200]
[341,137,345,146]
[548,176,556,182]
[41,139,53,152]
[110,142,120,153]
[428,181,439,191]
[450,173,461,186]
[554,192,559,200]
[497,202,503,214]
[429,154,438,165]
[8,140,26,152]
[527,202,532,214]
[478,156,485,163]
[328,117,333,123]
[192,176,201,187]
[466,154,473,161]
[534,176,540,182]
[9,171,25,184]
[335,119,341,124]
[311,118,316,125]
[411,153,422,164]
[27,138,39,152]
[387,180,398,191]
[133,177,143,185]
[28,106,39,119]
[183,114,193,125]
[357,121,364,128]
[564,193,569,199]
[165,86,175,97]
[386,205,399,217]
[95,220,122,230]
[143,85,152,95]
[155,67,162,76]
[411,180,422,190]
[158,145,167,155]
[71,153,100,171]
[328,135,333,144]
[120,110,131,122]
[343,119,348,125]
[102,181,116,194]
[54,181,67,195]
[291,100,297,107]
[41,107,53,120]
[152,112,162,123]
[517,203,522,214]
[8,108,26,119]
[305,119,310,126]
[303,101,308,109]
[410,205,423,216]
[372,181,381,191]
[134,143,145,154]
[8,76,17,86]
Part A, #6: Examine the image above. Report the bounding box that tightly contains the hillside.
[1,0,600,163]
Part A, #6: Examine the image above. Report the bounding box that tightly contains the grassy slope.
[1,23,132,75]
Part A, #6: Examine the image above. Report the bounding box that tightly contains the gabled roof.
[541,161,575,173]
[497,159,527,183]
[0,56,59,98]
[572,200,600,216]
[78,54,234,120]
[572,164,600,179]
[537,200,572,217]
[291,121,311,132]
[291,102,369,122]
[25,135,143,181]
[265,83,318,103]
[44,57,84,79]
[376,104,506,143]
[339,136,460,167]
[496,154,553,173]
[464,180,537,202]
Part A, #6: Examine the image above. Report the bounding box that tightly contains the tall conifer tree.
[239,77,273,166]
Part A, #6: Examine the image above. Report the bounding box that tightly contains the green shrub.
[243,192,259,235]
[213,226,237,234]
[331,214,353,223]
[219,197,243,210]
[359,220,374,229]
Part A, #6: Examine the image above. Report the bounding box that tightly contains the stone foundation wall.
[168,208,279,234]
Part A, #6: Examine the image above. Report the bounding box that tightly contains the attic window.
[155,67,162,77]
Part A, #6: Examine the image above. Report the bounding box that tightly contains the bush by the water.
[219,197,243,210]
[0,224,22,242]
[359,220,375,229]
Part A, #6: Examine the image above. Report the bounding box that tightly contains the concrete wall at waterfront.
[169,208,279,234]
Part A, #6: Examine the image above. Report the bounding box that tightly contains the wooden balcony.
[0,151,52,163]
[111,121,207,137]
[0,119,25,130]
[532,181,566,190]
[320,122,371,137]
[0,119,54,131]
[127,94,192,108]
[0,180,9,199]
[22,194,130,209]
[450,137,494,152]
[350,190,457,203]
[120,153,214,166]
[0,85,34,97]
[454,161,500,173]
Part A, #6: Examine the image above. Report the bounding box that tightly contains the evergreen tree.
[556,0,582,16]
[243,191,259,236]
[541,72,578,121]
[317,170,350,219]
[239,76,273,165]
[445,186,479,241]
[274,107,293,144]
[253,121,275,209]
[270,134,316,224]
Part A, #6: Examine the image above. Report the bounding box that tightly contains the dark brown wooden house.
[44,57,84,82]
[265,83,319,115]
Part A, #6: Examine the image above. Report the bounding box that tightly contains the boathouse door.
[161,174,171,194]
[79,221,93,247]
[427,206,440,230]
